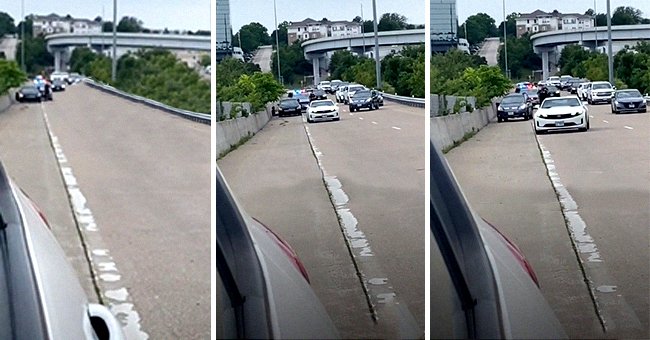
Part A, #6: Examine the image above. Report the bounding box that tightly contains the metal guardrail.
[382,93,425,108]
[83,78,210,125]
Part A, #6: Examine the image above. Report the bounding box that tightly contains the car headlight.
[518,104,526,110]
[296,106,301,109]
[365,98,372,103]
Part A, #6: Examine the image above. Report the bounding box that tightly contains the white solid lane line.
[603,120,609,123]
[624,126,633,130]
[372,121,378,125]
[392,126,401,130]
[589,115,594,118]
[359,117,364,120]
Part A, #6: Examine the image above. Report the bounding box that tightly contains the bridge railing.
[83,78,210,125]
[382,93,425,108]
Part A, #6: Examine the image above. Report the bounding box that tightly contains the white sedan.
[534,96,589,134]
[306,99,340,123]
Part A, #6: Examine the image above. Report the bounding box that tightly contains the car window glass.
[311,101,334,107]
[618,91,640,98]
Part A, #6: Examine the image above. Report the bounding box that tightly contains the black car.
[277,98,302,117]
[51,79,66,91]
[312,89,327,100]
[294,94,311,111]
[348,90,381,112]
[546,85,561,97]
[15,86,42,102]
[611,89,647,114]
[497,93,532,122]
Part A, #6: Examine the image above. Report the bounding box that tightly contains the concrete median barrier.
[430,99,498,152]
[216,103,273,158]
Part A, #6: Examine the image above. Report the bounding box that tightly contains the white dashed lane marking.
[359,117,364,120]
[371,121,378,125]
[603,120,609,123]
[624,126,633,130]
[392,126,401,130]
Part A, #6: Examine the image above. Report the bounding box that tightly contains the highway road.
[479,37,500,66]
[0,84,210,339]
[252,45,273,72]
[217,98,425,338]
[444,95,649,339]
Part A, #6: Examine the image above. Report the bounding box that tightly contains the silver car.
[0,162,124,339]
[430,144,567,339]
[216,166,339,339]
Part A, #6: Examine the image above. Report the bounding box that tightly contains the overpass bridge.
[45,32,211,71]
[301,29,425,84]
[531,25,650,79]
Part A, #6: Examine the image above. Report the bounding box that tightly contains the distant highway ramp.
[252,45,273,73]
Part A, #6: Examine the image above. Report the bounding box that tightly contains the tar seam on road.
[302,124,419,336]
[534,131,627,334]
[40,103,149,339]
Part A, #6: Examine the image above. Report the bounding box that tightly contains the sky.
[230,0,425,33]
[457,0,650,24]
[0,0,210,31]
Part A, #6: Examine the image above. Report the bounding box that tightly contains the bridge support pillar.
[312,56,320,85]
[54,50,62,72]
[542,50,549,81]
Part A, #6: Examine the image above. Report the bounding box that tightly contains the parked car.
[50,71,69,84]
[0,161,124,339]
[546,85,561,97]
[348,90,381,112]
[587,81,614,104]
[577,82,591,101]
[497,93,532,122]
[430,143,567,339]
[216,166,340,339]
[317,80,331,93]
[559,75,574,90]
[534,96,589,134]
[521,88,540,105]
[546,76,561,87]
[335,85,348,103]
[343,84,366,104]
[15,85,42,102]
[277,98,302,117]
[307,99,340,123]
[329,80,343,93]
[611,89,647,114]
[294,94,311,111]
[51,79,66,92]
[311,89,327,100]
[568,79,588,94]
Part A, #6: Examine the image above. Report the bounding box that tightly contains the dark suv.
[497,93,532,122]
[348,90,381,112]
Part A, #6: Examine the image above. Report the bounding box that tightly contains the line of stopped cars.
[501,77,646,135]
[274,82,384,123]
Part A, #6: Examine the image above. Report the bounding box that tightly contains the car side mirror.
[612,86,617,90]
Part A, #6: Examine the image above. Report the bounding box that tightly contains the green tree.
[102,21,113,32]
[237,22,271,53]
[15,35,53,74]
[69,47,100,75]
[497,33,541,80]
[271,40,312,85]
[16,18,33,38]
[329,50,359,80]
[612,6,644,25]
[270,21,289,46]
[199,54,210,66]
[0,60,26,94]
[461,13,498,45]
[583,54,608,81]
[117,16,143,32]
[497,13,518,38]
[378,13,408,31]
[0,12,16,36]
[558,44,594,75]
[614,45,650,91]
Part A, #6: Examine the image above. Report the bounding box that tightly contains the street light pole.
[361,3,365,56]
[372,0,381,89]
[273,0,282,85]
[503,0,508,78]
[21,0,25,71]
[593,0,598,51]
[606,0,613,85]
[111,0,117,82]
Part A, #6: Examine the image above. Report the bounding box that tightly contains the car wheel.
[535,128,544,135]
[497,116,502,123]
[334,117,340,121]
[503,117,508,122]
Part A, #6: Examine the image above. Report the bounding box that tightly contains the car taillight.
[253,218,311,283]
[483,219,540,287]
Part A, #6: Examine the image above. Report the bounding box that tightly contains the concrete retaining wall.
[430,100,498,151]
[216,103,272,157]
[0,92,12,112]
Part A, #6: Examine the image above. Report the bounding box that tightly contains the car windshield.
[280,99,299,107]
[547,86,558,91]
[353,91,371,98]
[541,98,581,108]
[311,100,334,107]
[617,90,641,98]
[549,77,559,81]
[592,83,611,90]
[524,89,538,95]
[21,86,38,93]
[502,96,524,104]
[348,86,364,92]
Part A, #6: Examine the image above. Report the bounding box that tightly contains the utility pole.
[593,0,598,51]
[111,0,117,82]
[606,0,613,85]
[273,0,282,84]
[372,0,381,89]
[361,3,365,55]
[503,0,508,78]
[21,0,25,71]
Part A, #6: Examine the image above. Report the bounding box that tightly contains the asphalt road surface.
[443,95,649,339]
[218,98,425,338]
[0,84,210,339]
[479,37,500,66]
[252,45,273,72]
